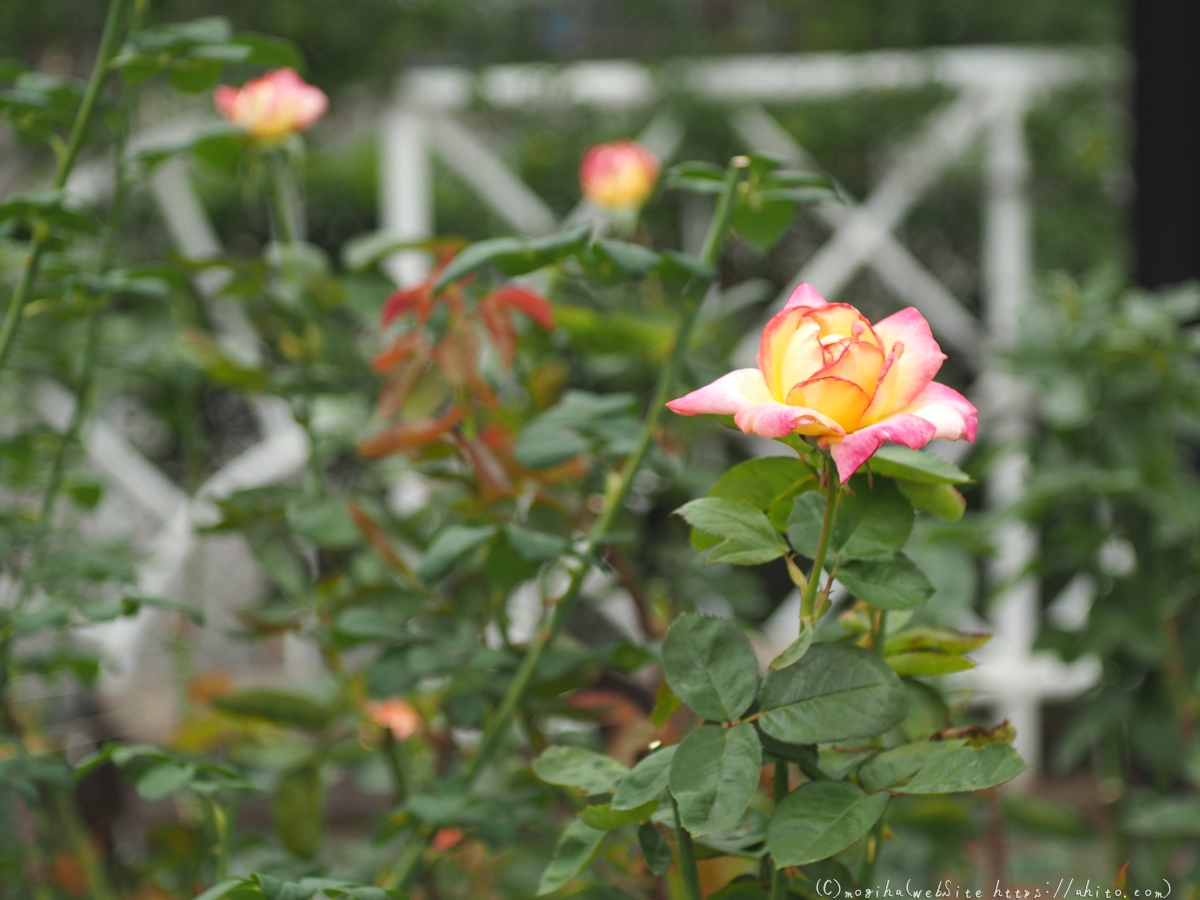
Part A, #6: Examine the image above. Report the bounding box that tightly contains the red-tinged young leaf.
[356,406,463,459]
[486,285,556,331]
[380,283,433,326]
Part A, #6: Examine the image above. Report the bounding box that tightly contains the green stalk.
[382,731,410,801]
[267,150,327,495]
[209,801,231,881]
[268,150,300,247]
[801,458,840,620]
[768,762,790,900]
[466,159,744,784]
[671,795,703,900]
[0,0,132,373]
[383,157,747,892]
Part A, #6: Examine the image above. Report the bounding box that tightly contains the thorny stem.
[0,0,133,374]
[801,457,841,621]
[382,157,748,892]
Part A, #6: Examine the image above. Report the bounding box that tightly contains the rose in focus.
[579,140,660,211]
[667,284,976,481]
[214,68,328,142]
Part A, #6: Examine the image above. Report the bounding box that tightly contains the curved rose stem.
[0,0,132,374]
[382,157,748,892]
[800,457,840,621]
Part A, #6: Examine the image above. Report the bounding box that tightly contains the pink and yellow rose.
[214,68,328,142]
[667,284,976,482]
[579,140,660,211]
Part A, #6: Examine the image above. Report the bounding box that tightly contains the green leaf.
[754,728,818,767]
[532,746,628,795]
[834,478,914,558]
[895,480,966,520]
[733,198,796,253]
[593,239,662,276]
[885,628,992,656]
[836,554,935,611]
[651,682,682,727]
[288,499,361,549]
[228,32,304,69]
[536,818,606,895]
[255,875,317,900]
[665,160,727,193]
[770,621,814,671]
[136,762,195,801]
[503,524,569,563]
[894,742,1027,794]
[866,446,970,485]
[579,799,659,830]
[669,723,762,837]
[886,651,974,676]
[858,740,960,792]
[1123,798,1200,839]
[613,746,677,810]
[767,781,888,866]
[757,642,908,744]
[675,498,789,566]
[365,648,417,698]
[434,223,591,291]
[213,689,334,732]
[273,764,324,859]
[662,614,759,721]
[785,492,825,558]
[695,457,816,550]
[638,822,673,875]
[340,231,434,272]
[193,880,250,900]
[418,524,498,583]
[168,57,223,93]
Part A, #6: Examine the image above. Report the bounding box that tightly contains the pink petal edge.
[666,368,771,416]
[783,282,828,311]
[824,414,938,483]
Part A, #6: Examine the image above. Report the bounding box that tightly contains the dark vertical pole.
[1132,0,1200,289]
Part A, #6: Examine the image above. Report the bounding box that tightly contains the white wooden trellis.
[380,48,1115,776]
[29,48,1116,769]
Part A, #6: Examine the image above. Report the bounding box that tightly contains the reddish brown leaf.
[356,406,464,459]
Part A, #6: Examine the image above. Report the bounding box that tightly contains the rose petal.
[901,381,978,442]
[806,339,885,397]
[787,375,872,432]
[805,303,882,349]
[782,282,828,312]
[823,414,938,483]
[667,368,773,416]
[860,307,946,426]
[734,401,844,440]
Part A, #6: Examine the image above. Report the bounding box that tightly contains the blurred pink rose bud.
[579,140,660,211]
[214,68,328,142]
[365,698,421,741]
